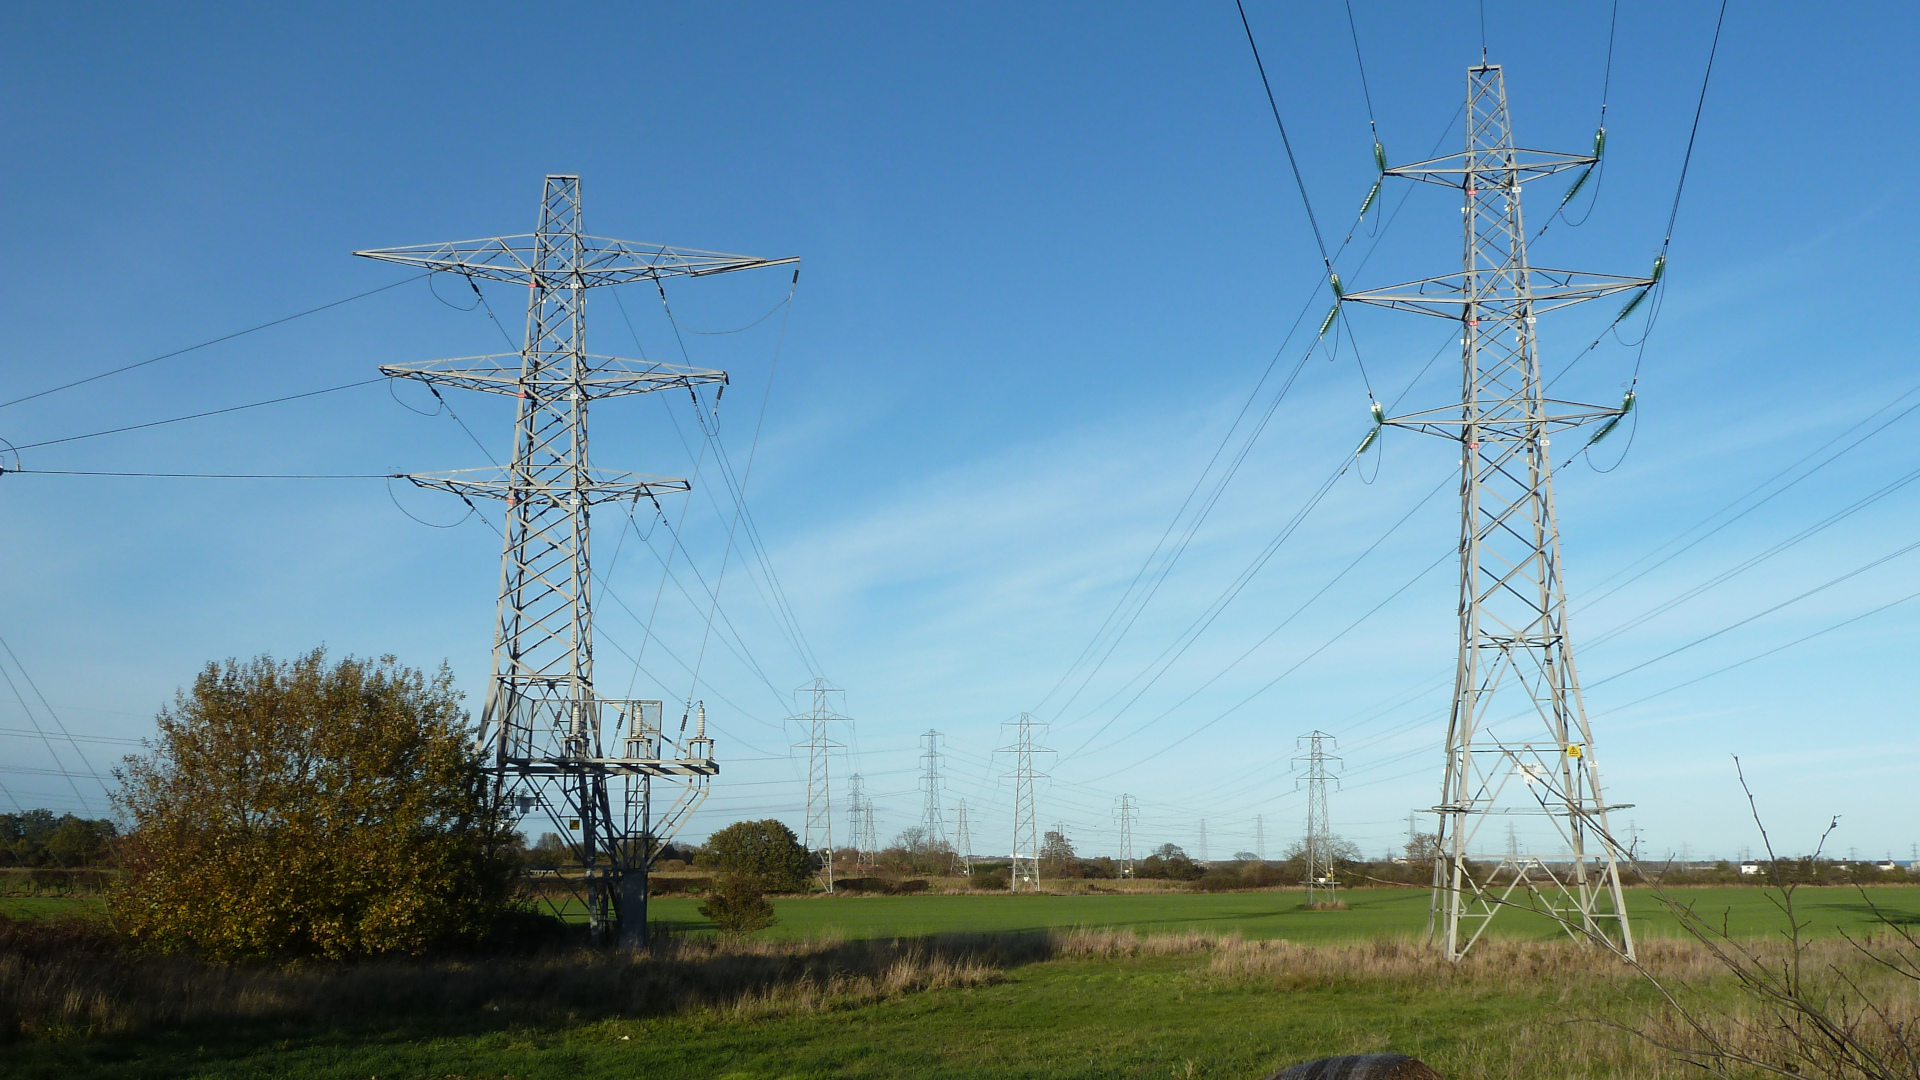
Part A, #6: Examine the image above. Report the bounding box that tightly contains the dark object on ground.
[1269,1054,1440,1080]
[835,877,931,896]
[647,877,708,896]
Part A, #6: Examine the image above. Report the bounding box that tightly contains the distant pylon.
[1342,63,1646,961]
[791,679,849,892]
[357,175,793,948]
[1294,731,1341,906]
[860,793,877,866]
[1255,814,1266,862]
[1000,712,1051,892]
[953,799,975,877]
[1197,819,1209,865]
[920,730,948,852]
[847,773,871,873]
[1114,794,1139,878]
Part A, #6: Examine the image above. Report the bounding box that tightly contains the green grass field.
[0,895,105,919]
[643,884,1920,943]
[8,886,1915,1079]
[14,885,1915,941]
[5,947,1648,1080]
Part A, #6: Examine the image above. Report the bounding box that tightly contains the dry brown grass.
[1202,933,1920,1080]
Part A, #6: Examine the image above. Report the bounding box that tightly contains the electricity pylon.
[1295,731,1341,906]
[846,773,876,873]
[791,679,849,892]
[358,175,794,948]
[1114,794,1139,878]
[953,799,974,877]
[920,730,948,852]
[1000,713,1050,892]
[1342,65,1649,961]
[1255,814,1266,862]
[847,773,868,873]
[1197,819,1209,865]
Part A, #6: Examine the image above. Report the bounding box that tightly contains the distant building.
[1738,861,1765,876]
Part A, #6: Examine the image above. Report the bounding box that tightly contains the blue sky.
[1,2,1915,864]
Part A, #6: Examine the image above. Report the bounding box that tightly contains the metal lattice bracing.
[1114,794,1138,878]
[357,175,794,947]
[1001,713,1049,892]
[953,799,974,877]
[1294,731,1342,906]
[790,679,849,892]
[1343,68,1647,961]
[920,730,948,854]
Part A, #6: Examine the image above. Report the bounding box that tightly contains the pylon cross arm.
[1383,398,1626,437]
[383,355,726,398]
[1385,148,1595,187]
[1341,269,1651,318]
[353,235,797,287]
[399,466,691,503]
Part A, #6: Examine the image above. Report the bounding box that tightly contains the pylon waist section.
[1384,148,1595,187]
[1341,269,1651,317]
[400,467,690,504]
[382,355,726,398]
[353,235,796,287]
[505,757,719,778]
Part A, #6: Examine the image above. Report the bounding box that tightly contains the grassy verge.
[7,929,1914,1080]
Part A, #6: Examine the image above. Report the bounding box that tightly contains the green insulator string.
[1584,389,1636,450]
[1355,399,1385,457]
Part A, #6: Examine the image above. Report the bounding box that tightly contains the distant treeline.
[0,810,118,868]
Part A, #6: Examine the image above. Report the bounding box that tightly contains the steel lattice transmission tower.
[1000,713,1050,892]
[847,773,872,873]
[790,679,850,892]
[1294,731,1342,906]
[919,730,948,853]
[358,175,794,947]
[1197,819,1209,866]
[1342,66,1651,960]
[1114,794,1139,878]
[953,799,974,878]
[1255,814,1266,862]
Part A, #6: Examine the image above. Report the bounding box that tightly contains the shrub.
[112,649,519,960]
[699,820,813,893]
[697,875,776,936]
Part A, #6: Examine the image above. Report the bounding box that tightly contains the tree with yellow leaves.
[112,649,519,960]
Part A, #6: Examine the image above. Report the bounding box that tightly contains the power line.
[1589,535,1920,691]
[1234,0,1333,270]
[1,468,390,479]
[1034,109,1462,731]
[0,274,426,411]
[1662,0,1730,253]
[7,379,382,452]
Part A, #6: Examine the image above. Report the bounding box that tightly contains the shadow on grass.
[0,913,1064,1054]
